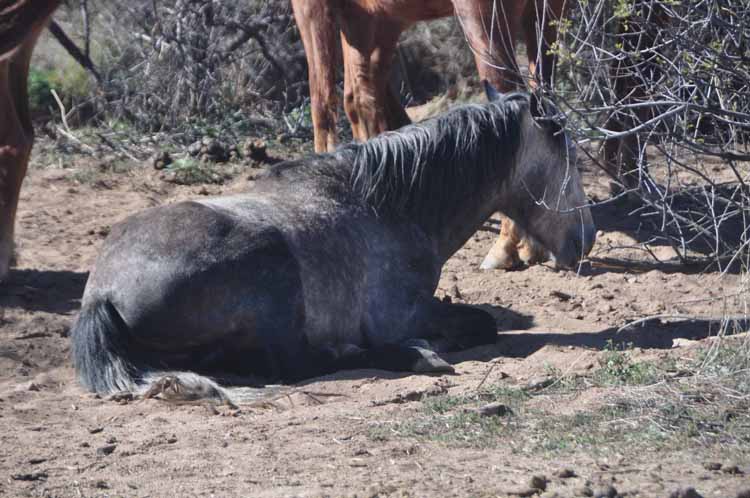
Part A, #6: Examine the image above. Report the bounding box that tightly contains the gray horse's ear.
[529,92,565,133]
[529,92,545,120]
[483,80,502,102]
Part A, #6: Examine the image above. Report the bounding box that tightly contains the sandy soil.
[1,137,748,498]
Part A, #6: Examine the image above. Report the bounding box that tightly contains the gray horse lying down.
[71,88,596,402]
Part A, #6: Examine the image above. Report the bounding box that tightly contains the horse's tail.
[71,300,229,403]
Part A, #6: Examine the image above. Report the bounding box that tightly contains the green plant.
[28,68,57,115]
[164,158,225,185]
[594,340,661,386]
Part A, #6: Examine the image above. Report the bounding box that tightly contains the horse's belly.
[358,0,454,21]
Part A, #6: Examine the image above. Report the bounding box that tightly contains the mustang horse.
[72,88,596,402]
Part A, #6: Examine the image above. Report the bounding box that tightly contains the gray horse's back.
[75,200,308,391]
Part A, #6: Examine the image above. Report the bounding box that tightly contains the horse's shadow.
[296,313,743,387]
[444,317,746,366]
[1,268,87,314]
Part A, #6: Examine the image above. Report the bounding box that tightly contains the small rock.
[187,141,203,156]
[28,458,47,465]
[593,485,618,498]
[722,464,743,475]
[96,444,117,456]
[550,290,572,301]
[598,304,615,314]
[529,475,548,491]
[702,462,721,471]
[469,402,512,418]
[668,487,704,498]
[152,150,172,170]
[525,376,554,390]
[93,480,110,489]
[576,487,594,497]
[106,436,117,444]
[88,427,104,434]
[11,471,47,481]
[554,468,576,478]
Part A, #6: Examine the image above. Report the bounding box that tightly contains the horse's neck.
[420,165,516,263]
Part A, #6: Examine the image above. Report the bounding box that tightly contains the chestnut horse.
[291,0,567,269]
[0,0,61,281]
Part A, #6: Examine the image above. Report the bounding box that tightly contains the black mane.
[344,93,528,216]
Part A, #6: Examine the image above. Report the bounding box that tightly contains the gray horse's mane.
[344,92,528,215]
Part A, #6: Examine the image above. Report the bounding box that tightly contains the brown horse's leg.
[493,0,570,266]
[454,0,531,269]
[480,215,524,270]
[340,17,403,141]
[453,0,525,92]
[291,0,340,153]
[0,32,41,281]
[341,35,367,141]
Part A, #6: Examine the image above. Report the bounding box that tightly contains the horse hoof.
[479,252,521,271]
[411,348,455,374]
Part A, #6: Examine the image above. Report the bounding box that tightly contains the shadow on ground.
[1,268,87,314]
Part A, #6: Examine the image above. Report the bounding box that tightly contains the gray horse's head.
[488,86,596,269]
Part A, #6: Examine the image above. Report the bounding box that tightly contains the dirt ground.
[1,134,749,498]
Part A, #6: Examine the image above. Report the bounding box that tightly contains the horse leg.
[341,36,366,141]
[0,31,40,281]
[453,0,525,92]
[341,19,403,140]
[291,0,339,153]
[480,215,521,269]
[334,343,455,374]
[417,298,497,351]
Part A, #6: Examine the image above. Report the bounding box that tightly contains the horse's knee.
[480,233,521,270]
